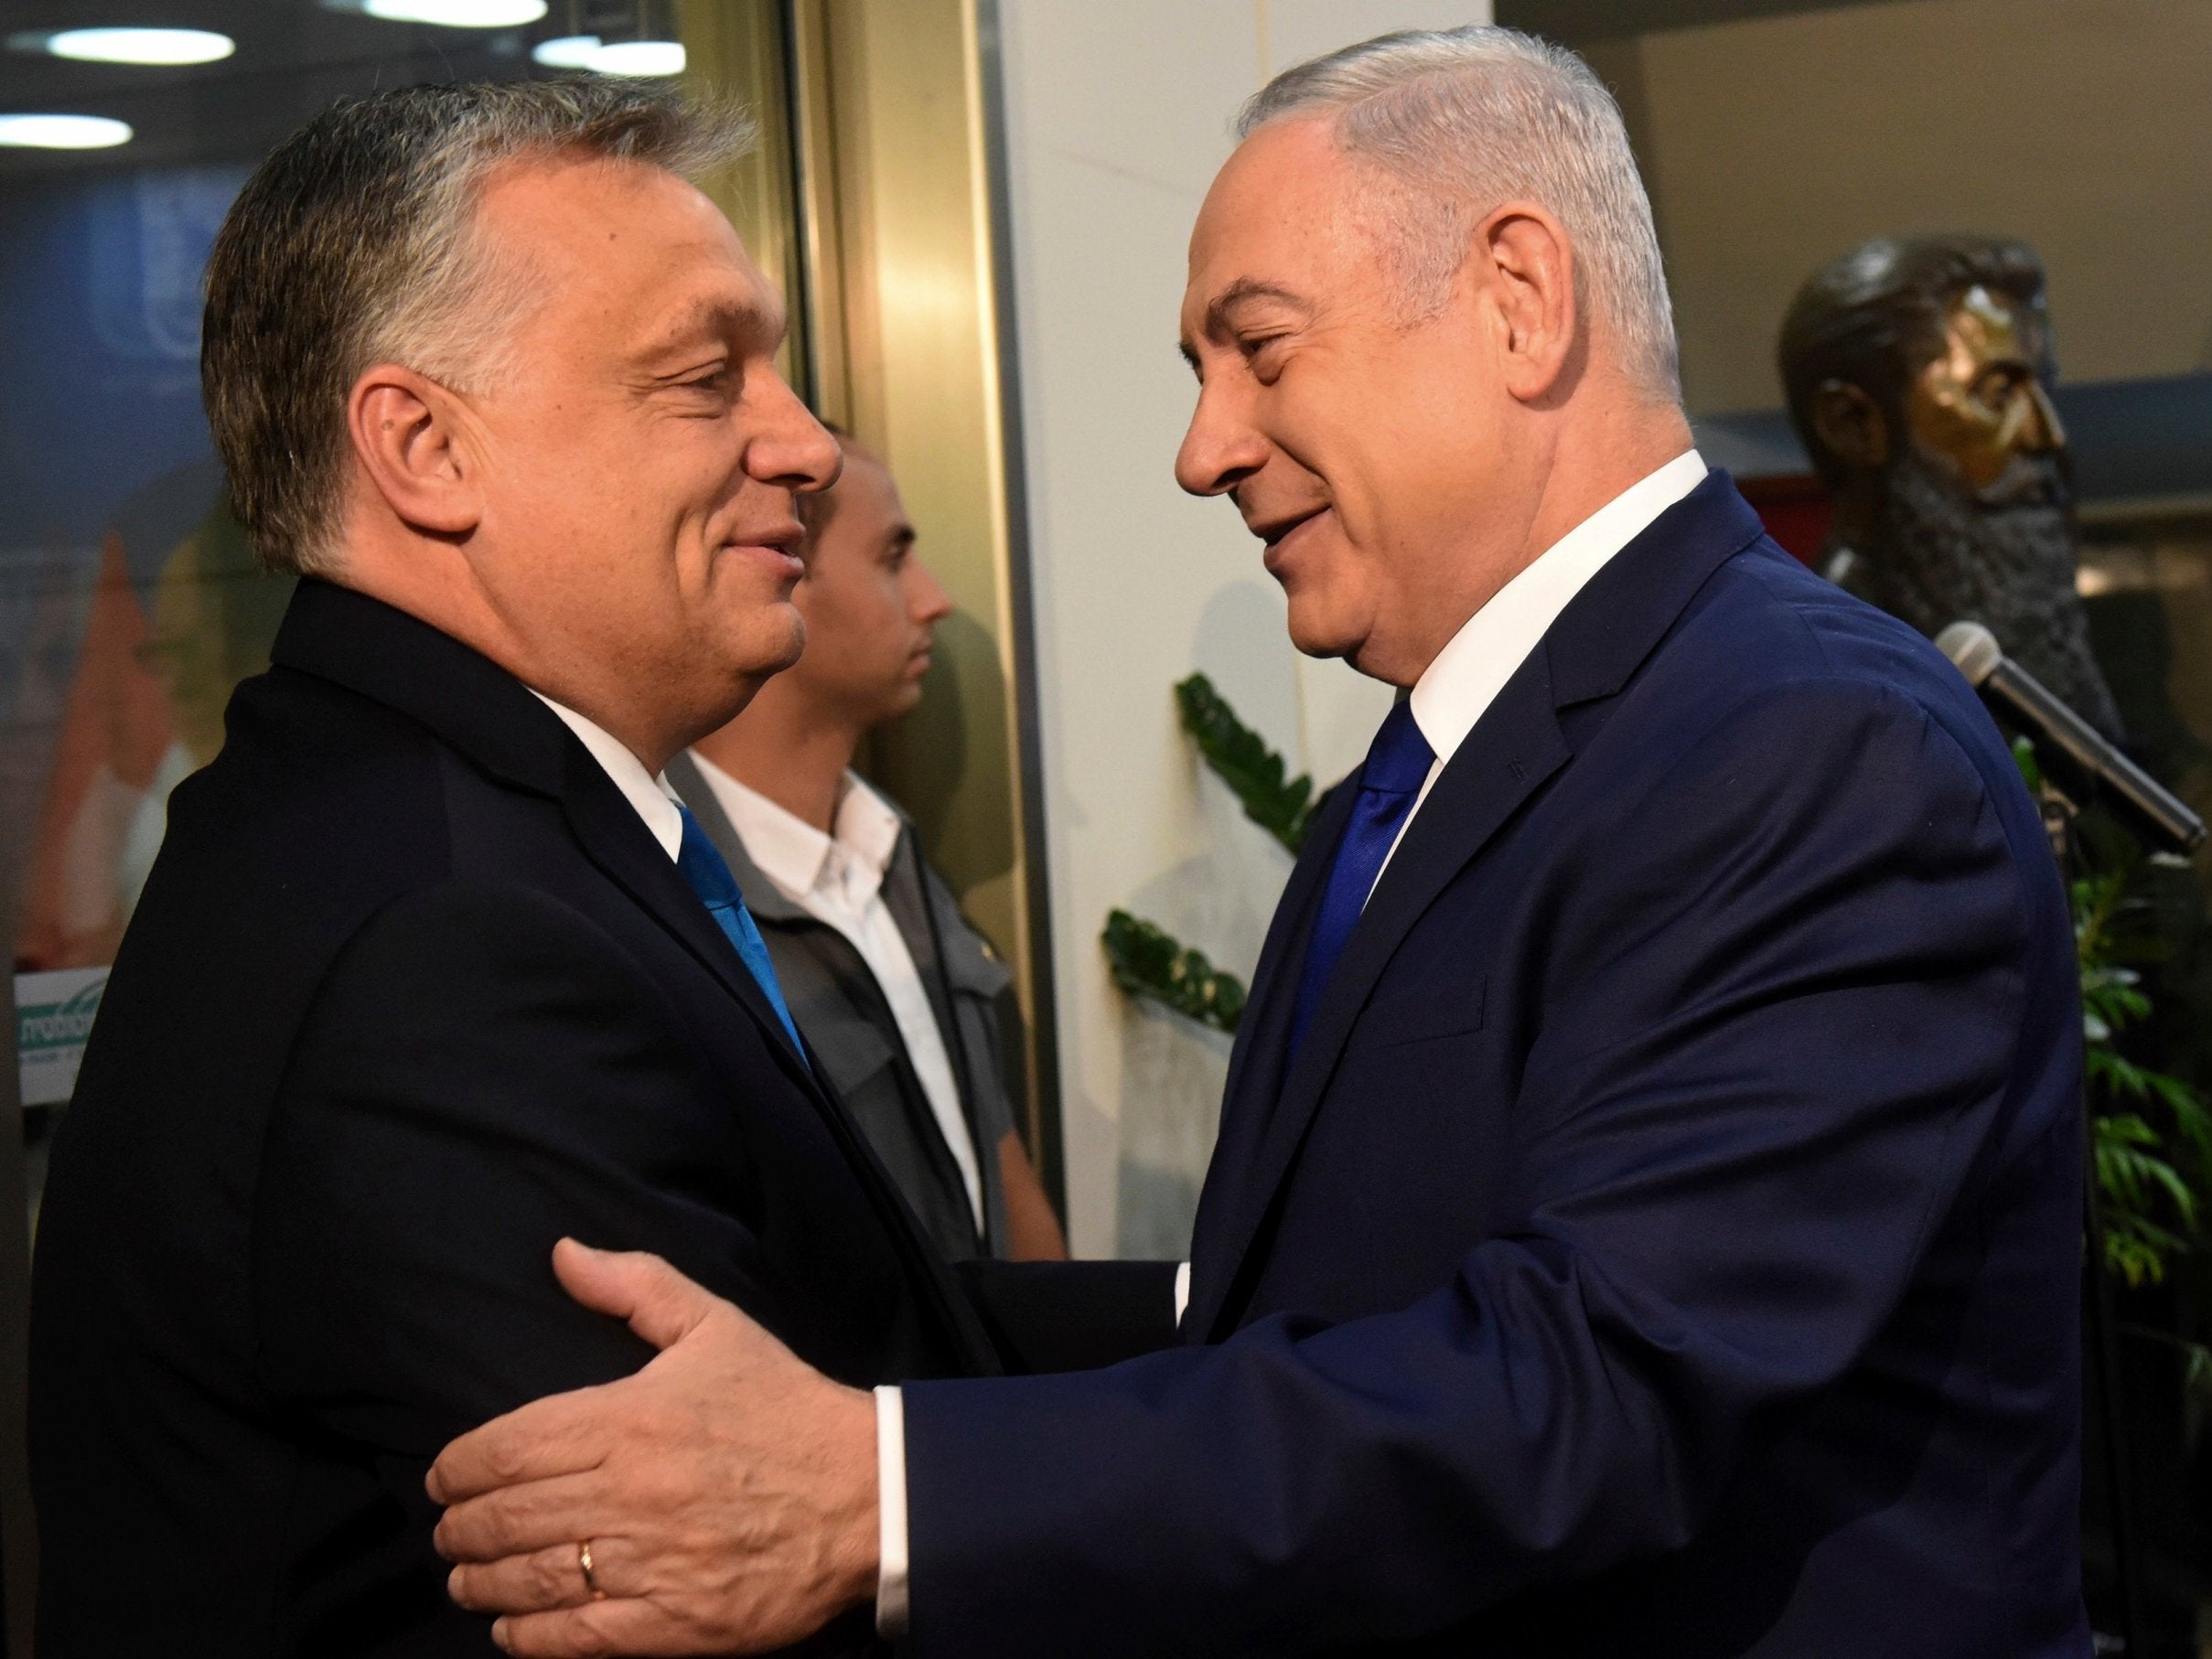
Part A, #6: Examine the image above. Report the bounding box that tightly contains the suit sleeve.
[251,881,790,1489]
[897,680,2052,1657]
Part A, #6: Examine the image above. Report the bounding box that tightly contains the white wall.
[993,0,1493,1258]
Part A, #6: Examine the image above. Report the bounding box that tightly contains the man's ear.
[1809,380,1888,472]
[347,364,483,538]
[1476,201,1577,404]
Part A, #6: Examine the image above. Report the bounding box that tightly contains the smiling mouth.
[726,522,805,552]
[1251,505,1326,548]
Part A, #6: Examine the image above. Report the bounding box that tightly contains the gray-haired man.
[434,27,2087,1659]
[28,80,996,1656]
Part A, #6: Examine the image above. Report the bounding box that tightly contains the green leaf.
[1176,673,1315,855]
[1100,908,1248,1034]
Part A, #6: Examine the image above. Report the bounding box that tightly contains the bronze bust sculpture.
[1778,234,2123,738]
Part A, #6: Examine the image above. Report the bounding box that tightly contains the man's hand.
[428,1238,880,1657]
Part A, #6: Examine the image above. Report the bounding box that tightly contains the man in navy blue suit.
[430,27,2089,1658]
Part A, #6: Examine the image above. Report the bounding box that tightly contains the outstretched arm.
[430,681,2063,1656]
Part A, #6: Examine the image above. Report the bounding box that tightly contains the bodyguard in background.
[670,433,1066,1263]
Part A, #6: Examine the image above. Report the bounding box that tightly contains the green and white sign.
[16,967,109,1108]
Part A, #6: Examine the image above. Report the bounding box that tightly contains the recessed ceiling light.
[43,27,234,66]
[361,0,548,26]
[586,39,683,77]
[529,34,683,77]
[0,112,133,149]
[530,34,603,70]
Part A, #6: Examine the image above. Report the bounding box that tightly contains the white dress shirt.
[682,753,985,1228]
[528,693,685,858]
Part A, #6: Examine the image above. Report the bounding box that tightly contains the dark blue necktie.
[1288,700,1435,1054]
[674,804,808,1063]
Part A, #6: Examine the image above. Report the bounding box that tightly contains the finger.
[551,1238,721,1353]
[435,1469,614,1564]
[448,1536,606,1617]
[429,1384,619,1505]
[494,1599,717,1659]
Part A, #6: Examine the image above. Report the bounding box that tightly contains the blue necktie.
[1288,700,1435,1054]
[674,804,809,1064]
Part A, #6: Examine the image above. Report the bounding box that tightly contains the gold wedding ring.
[577,1539,607,1602]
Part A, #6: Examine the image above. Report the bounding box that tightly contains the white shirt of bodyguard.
[534,448,1708,1638]
[682,752,986,1227]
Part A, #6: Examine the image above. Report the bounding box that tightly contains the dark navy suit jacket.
[901,475,2089,1656]
[30,582,993,1655]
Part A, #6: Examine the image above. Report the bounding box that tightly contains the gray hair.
[1240,26,1678,402]
[202,79,754,576]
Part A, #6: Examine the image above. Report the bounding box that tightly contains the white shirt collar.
[528,692,685,862]
[683,753,903,909]
[1410,450,1707,767]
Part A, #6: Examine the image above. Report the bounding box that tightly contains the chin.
[1284,598,1369,665]
[760,608,808,676]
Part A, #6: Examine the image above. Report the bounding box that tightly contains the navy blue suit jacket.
[901,475,2089,1655]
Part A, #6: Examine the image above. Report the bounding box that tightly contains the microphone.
[1936,620,2206,857]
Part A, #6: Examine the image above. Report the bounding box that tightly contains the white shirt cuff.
[875,1385,909,1637]
[1175,1260,1192,1325]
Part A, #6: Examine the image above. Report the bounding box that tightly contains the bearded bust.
[1778,233,2124,740]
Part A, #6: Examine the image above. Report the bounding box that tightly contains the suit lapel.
[272,584,1000,1373]
[660,753,1003,1374]
[1183,780,1351,1322]
[554,752,820,1091]
[1188,663,1570,1341]
[1187,470,1772,1341]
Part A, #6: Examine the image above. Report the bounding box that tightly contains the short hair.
[1240,25,1679,402]
[1778,234,2048,483]
[202,79,754,576]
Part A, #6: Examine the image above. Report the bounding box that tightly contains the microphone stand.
[2035,778,2145,1657]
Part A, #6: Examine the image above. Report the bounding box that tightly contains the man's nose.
[2017,379,2067,455]
[747,373,843,492]
[1174,387,1266,498]
[908,557,953,626]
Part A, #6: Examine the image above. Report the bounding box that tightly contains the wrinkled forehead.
[476,154,781,345]
[1181,118,1366,325]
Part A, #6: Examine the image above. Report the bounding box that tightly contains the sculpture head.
[1779,234,2121,737]
[1781,234,2063,502]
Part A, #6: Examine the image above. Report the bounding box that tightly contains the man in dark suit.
[28,80,995,1655]
[430,27,2089,1658]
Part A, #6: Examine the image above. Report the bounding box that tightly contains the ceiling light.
[362,0,548,26]
[0,112,133,149]
[43,27,234,65]
[531,34,602,70]
[529,34,683,77]
[586,38,682,77]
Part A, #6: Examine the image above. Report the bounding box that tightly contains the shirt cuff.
[1175,1259,1192,1324]
[875,1385,909,1637]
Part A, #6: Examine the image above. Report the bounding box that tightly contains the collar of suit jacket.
[1540,468,1770,710]
[270,580,579,802]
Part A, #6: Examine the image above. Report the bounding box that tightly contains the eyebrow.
[647,292,787,359]
[1176,277,1313,368]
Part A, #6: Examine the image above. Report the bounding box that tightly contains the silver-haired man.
[431,27,2087,1658]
